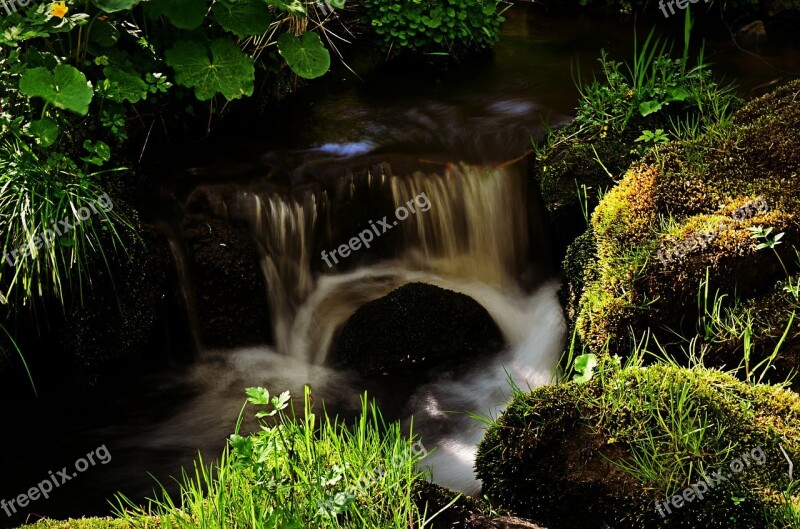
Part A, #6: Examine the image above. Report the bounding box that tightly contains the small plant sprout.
[573,353,598,384]
[748,226,784,250]
[749,226,789,278]
[636,128,670,145]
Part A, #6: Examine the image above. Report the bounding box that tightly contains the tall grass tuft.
[115,386,451,529]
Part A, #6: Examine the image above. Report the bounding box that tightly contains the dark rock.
[181,217,272,349]
[413,481,548,529]
[332,282,504,376]
[736,20,768,47]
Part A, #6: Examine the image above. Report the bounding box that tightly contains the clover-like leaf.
[165,38,255,101]
[212,0,272,38]
[19,65,93,115]
[277,32,330,80]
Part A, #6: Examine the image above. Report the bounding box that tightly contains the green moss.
[16,518,139,529]
[575,79,800,356]
[475,361,800,529]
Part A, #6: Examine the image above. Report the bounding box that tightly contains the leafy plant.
[573,13,738,136]
[635,128,670,145]
[115,387,453,528]
[573,353,598,384]
[361,0,506,57]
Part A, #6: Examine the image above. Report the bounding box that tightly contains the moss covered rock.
[475,361,800,529]
[16,518,139,529]
[572,80,800,366]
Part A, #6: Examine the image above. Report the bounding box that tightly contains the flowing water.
[1,6,792,526]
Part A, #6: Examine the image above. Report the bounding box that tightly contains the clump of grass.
[115,387,449,529]
[0,133,133,308]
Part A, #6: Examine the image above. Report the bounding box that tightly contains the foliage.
[361,0,506,57]
[573,15,738,137]
[476,347,800,528]
[115,387,444,529]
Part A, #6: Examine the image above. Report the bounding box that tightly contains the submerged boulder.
[475,360,800,529]
[332,282,504,376]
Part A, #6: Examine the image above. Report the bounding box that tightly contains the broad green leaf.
[19,65,93,115]
[266,0,305,16]
[666,86,690,102]
[27,118,59,147]
[212,0,272,38]
[638,100,662,117]
[572,353,598,384]
[93,0,143,13]
[147,0,207,30]
[277,32,330,80]
[100,67,148,103]
[165,38,255,101]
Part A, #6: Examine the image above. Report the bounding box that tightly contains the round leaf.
[93,0,143,13]
[212,0,272,38]
[27,118,59,147]
[277,32,331,80]
[19,65,93,115]
[165,38,255,101]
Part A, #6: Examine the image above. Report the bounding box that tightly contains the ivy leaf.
[19,65,93,115]
[212,0,272,38]
[27,118,59,147]
[146,0,207,30]
[100,67,148,103]
[93,0,143,13]
[166,39,255,101]
[572,353,598,384]
[277,32,330,79]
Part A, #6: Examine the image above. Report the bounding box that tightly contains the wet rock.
[181,217,272,349]
[413,481,548,529]
[332,282,504,376]
[736,20,768,47]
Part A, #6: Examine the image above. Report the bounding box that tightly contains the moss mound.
[475,361,800,529]
[16,519,136,529]
[571,80,800,369]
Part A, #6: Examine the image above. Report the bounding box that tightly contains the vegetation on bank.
[476,350,800,528]
[111,387,451,529]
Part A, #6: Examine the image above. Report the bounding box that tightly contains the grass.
[0,133,134,309]
[114,386,452,529]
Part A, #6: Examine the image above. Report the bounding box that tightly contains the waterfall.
[390,162,530,288]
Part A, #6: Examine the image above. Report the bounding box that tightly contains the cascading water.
[165,158,565,494]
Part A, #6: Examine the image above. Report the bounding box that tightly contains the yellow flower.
[51,1,68,18]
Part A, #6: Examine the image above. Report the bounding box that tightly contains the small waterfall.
[199,188,323,353]
[390,163,530,287]
[164,234,203,356]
